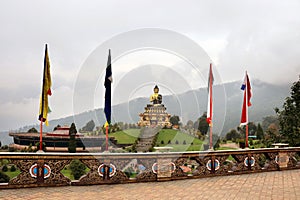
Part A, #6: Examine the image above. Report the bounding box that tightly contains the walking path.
[1,170,300,200]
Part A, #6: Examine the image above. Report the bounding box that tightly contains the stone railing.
[0,147,300,188]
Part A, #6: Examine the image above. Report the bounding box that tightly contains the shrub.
[10,165,16,172]
[175,140,179,145]
[183,140,186,145]
[124,167,135,177]
[8,146,15,152]
[27,127,38,133]
[35,142,46,152]
[161,140,164,145]
[2,165,8,172]
[0,171,10,183]
[69,160,86,180]
[249,138,254,146]
[28,144,34,152]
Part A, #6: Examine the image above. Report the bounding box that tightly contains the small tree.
[263,123,281,147]
[81,120,95,132]
[186,120,194,129]
[226,129,241,141]
[212,134,221,149]
[27,127,38,133]
[35,142,46,152]
[198,112,209,135]
[170,115,180,126]
[10,165,16,172]
[256,123,264,140]
[69,160,86,180]
[68,123,77,153]
[124,123,129,130]
[53,124,61,131]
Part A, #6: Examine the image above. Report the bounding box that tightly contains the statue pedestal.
[138,104,172,128]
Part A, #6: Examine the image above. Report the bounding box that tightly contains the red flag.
[206,63,214,126]
[240,72,252,125]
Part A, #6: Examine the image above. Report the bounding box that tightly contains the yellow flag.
[39,44,52,126]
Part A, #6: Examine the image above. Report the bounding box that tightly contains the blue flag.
[104,49,112,127]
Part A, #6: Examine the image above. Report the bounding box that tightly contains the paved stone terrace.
[1,170,300,200]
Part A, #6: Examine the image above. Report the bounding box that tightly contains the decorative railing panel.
[0,147,299,188]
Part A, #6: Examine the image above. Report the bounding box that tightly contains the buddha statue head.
[154,85,159,94]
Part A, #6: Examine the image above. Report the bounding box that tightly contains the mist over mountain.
[1,80,289,145]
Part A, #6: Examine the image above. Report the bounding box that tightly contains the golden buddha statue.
[150,85,162,104]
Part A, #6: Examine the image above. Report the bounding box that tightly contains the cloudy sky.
[0,0,300,131]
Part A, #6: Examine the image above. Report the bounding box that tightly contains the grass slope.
[109,129,141,144]
[110,128,205,152]
[155,129,204,152]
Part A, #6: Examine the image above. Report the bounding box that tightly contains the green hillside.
[110,128,205,152]
[155,129,204,151]
[110,129,141,144]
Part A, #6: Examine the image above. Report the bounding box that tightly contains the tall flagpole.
[39,45,46,151]
[245,72,249,148]
[209,64,213,149]
[240,71,251,148]
[39,44,51,151]
[206,63,214,149]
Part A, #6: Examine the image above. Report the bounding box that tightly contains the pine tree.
[81,120,95,132]
[256,123,264,140]
[27,127,38,133]
[198,112,209,135]
[275,76,300,146]
[53,124,61,131]
[68,123,77,153]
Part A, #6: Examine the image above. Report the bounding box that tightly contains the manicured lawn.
[110,129,141,144]
[156,129,203,145]
[158,144,203,152]
[155,129,204,152]
[61,168,74,180]
[216,146,238,150]
[110,128,205,152]
[4,169,20,179]
[61,166,90,180]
